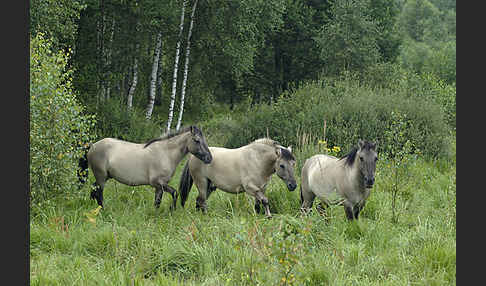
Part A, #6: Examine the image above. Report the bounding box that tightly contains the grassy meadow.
[29,136,456,285]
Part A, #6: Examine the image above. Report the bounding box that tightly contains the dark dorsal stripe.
[144,126,195,148]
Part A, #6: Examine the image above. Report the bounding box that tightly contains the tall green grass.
[30,136,456,285]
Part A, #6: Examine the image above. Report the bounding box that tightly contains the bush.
[213,73,450,159]
[30,33,96,204]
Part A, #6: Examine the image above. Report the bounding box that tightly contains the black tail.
[77,144,90,185]
[300,185,304,206]
[179,160,193,207]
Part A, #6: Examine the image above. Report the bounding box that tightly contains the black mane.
[280,148,295,161]
[339,140,374,166]
[143,126,196,148]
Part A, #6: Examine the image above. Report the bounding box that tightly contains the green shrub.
[30,33,96,204]
[217,75,450,158]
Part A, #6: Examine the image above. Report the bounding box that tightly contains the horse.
[179,138,297,218]
[300,139,378,220]
[79,125,212,210]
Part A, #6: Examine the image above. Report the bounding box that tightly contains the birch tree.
[175,0,198,131]
[127,44,139,109]
[166,0,187,132]
[146,32,162,119]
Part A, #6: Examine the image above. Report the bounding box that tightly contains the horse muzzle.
[365,177,375,188]
[200,153,212,164]
[287,181,297,192]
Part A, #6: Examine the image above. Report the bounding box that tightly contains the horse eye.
[280,164,285,169]
[375,157,378,161]
[359,157,364,161]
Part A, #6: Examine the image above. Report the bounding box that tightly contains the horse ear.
[287,146,292,153]
[276,147,282,157]
[370,141,377,150]
[358,139,365,149]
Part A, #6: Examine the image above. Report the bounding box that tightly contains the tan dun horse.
[179,138,297,218]
[81,126,212,210]
[300,139,378,220]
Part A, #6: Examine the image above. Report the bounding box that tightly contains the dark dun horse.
[179,138,297,218]
[79,126,212,210]
[300,139,378,220]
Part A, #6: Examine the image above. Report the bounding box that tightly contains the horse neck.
[347,157,365,190]
[251,144,278,177]
[154,132,191,163]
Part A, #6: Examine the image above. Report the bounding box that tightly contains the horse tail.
[300,184,304,206]
[179,160,193,207]
[77,143,90,185]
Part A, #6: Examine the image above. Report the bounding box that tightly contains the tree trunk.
[176,0,198,131]
[127,45,139,110]
[156,53,163,106]
[167,0,187,132]
[146,32,162,119]
[105,17,116,101]
[98,0,105,104]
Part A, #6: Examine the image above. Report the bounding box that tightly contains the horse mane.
[251,138,280,146]
[143,125,196,148]
[251,138,295,160]
[339,140,375,166]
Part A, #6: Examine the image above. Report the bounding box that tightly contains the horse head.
[275,145,297,191]
[187,126,212,164]
[356,139,378,188]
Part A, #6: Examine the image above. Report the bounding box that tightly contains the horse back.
[188,146,249,192]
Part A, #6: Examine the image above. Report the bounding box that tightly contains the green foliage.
[211,71,450,159]
[94,98,164,143]
[314,0,382,75]
[30,33,96,204]
[382,110,417,223]
[30,0,86,50]
[397,0,456,84]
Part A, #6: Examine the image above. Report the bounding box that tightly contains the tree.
[30,0,86,51]
[146,32,163,119]
[30,33,96,204]
[176,0,199,131]
[167,0,187,132]
[314,0,382,75]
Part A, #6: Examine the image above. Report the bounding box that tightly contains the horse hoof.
[266,215,273,220]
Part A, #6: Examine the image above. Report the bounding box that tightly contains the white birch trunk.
[127,50,138,109]
[166,0,187,132]
[146,32,163,119]
[156,53,163,104]
[176,0,198,131]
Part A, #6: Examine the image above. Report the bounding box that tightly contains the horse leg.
[205,179,215,196]
[91,167,107,208]
[300,185,316,215]
[353,202,365,219]
[254,191,271,219]
[193,177,209,213]
[154,187,163,209]
[343,201,355,221]
[90,182,104,208]
[163,184,178,211]
[254,200,261,214]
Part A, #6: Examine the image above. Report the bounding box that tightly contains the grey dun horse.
[300,139,378,220]
[82,125,212,210]
[179,138,297,218]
